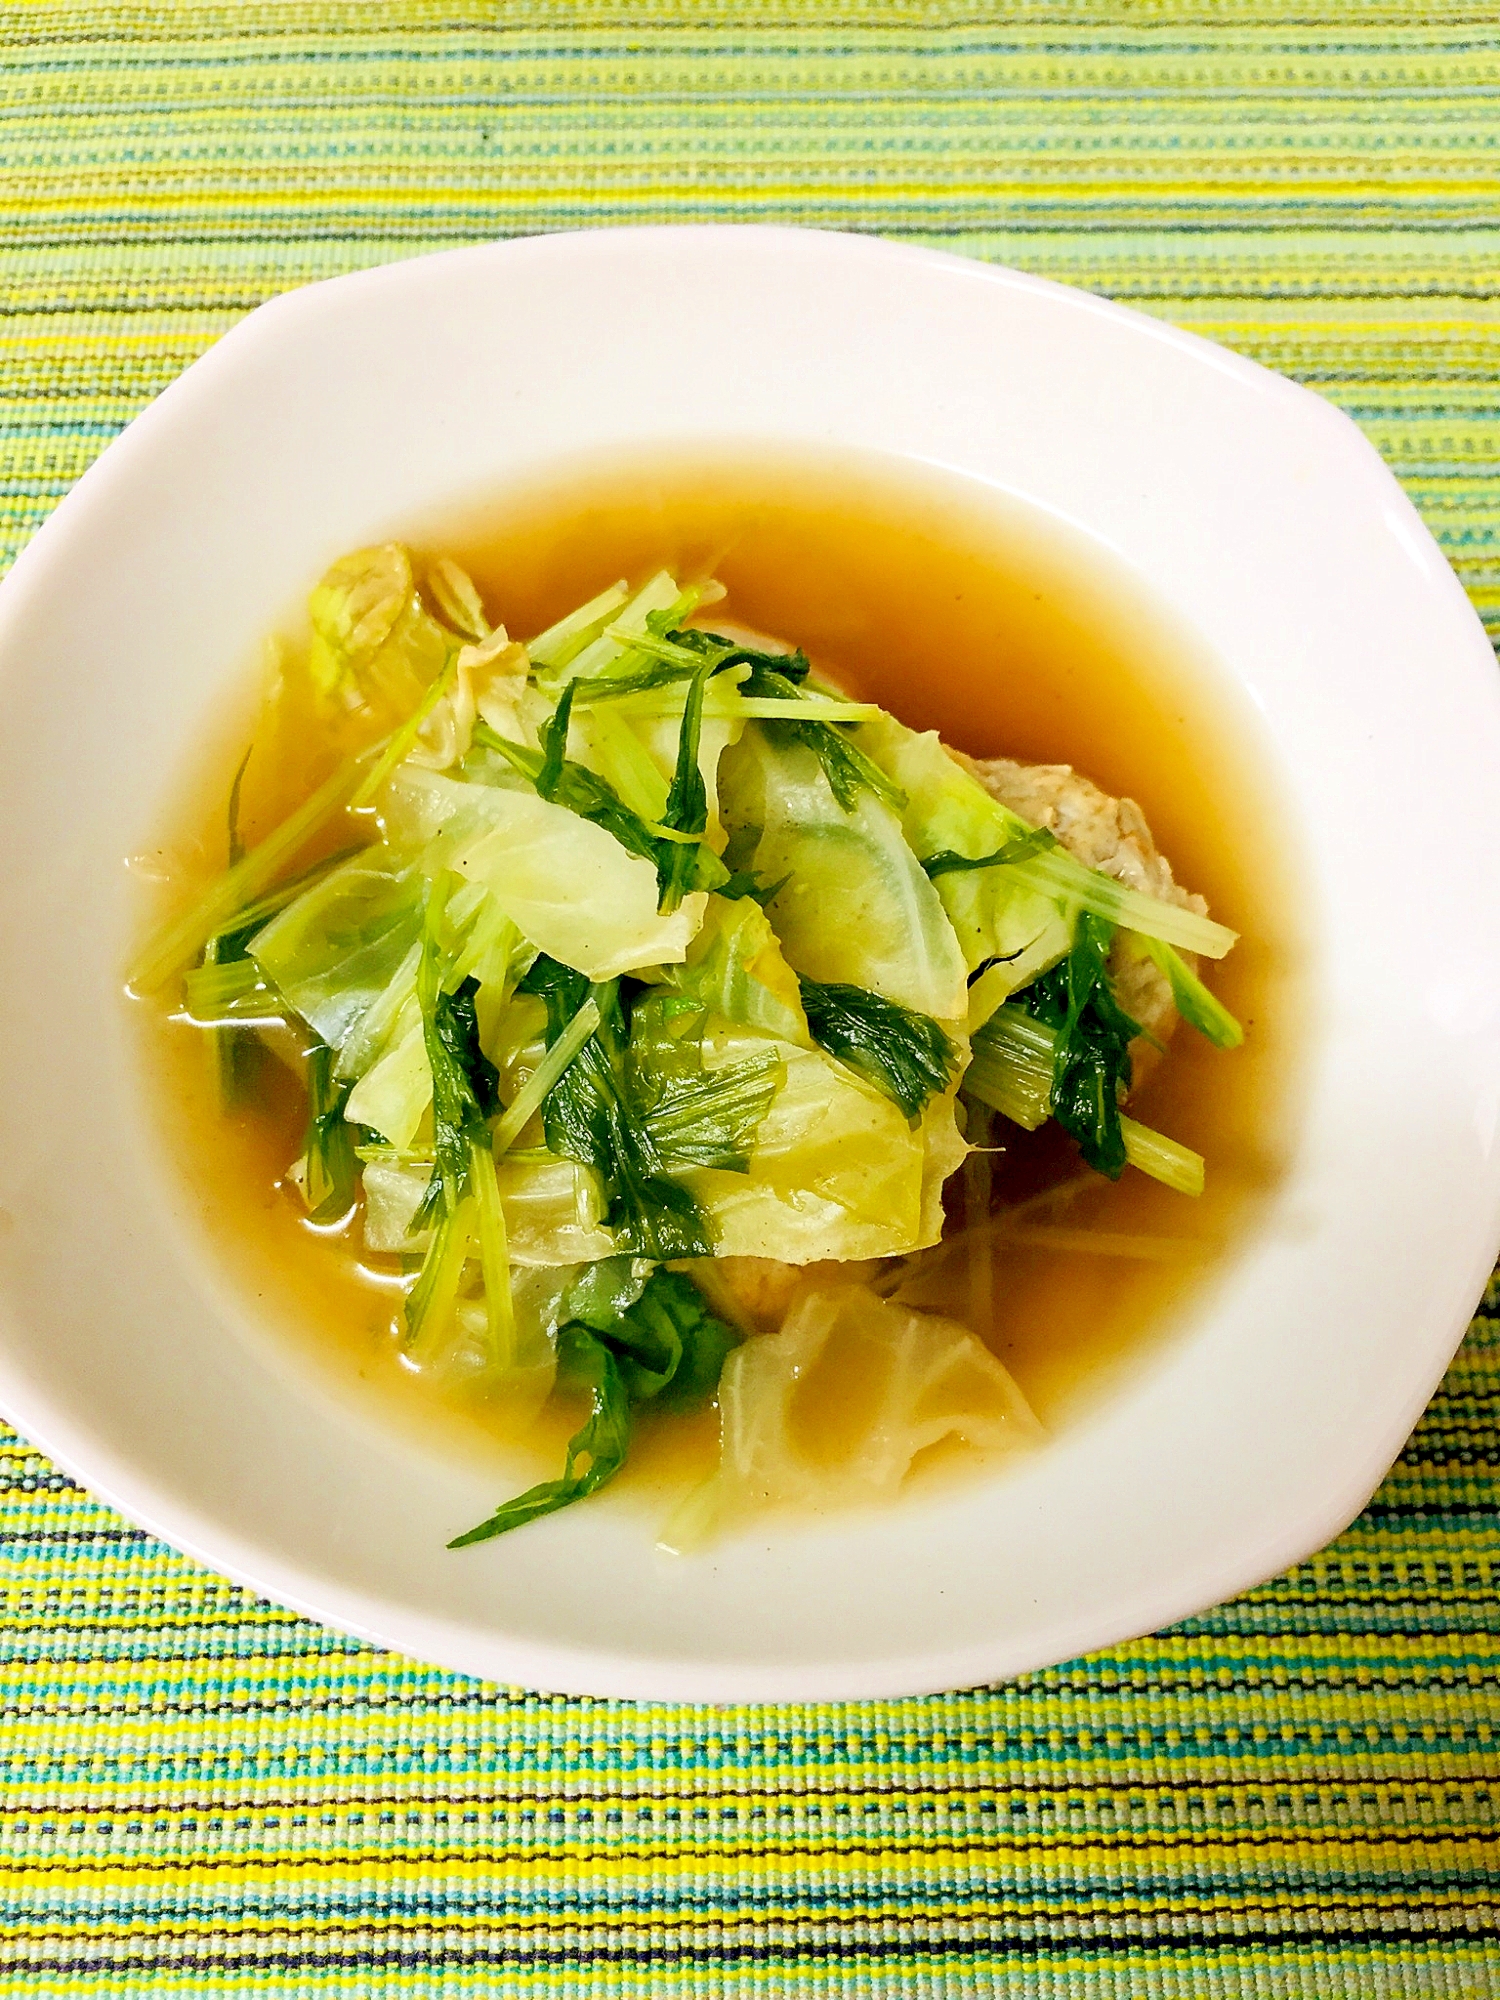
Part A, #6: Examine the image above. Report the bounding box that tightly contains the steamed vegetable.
[450,1267,738,1546]
[965,1000,1205,1196]
[136,545,1245,1551]
[797,977,959,1120]
[860,713,1237,963]
[694,1282,1042,1519]
[720,727,969,1021]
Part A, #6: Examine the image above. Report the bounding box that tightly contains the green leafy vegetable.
[448,1266,738,1546]
[719,729,968,1022]
[567,650,705,704]
[859,712,1237,962]
[797,976,958,1120]
[139,553,1245,1558]
[628,994,783,1171]
[350,650,459,807]
[963,1004,1056,1130]
[401,876,510,1356]
[442,776,704,982]
[545,569,693,686]
[206,844,372,954]
[1118,1116,1205,1197]
[517,958,780,1258]
[249,851,426,1053]
[474,699,727,911]
[739,660,905,814]
[653,658,715,913]
[527,581,630,672]
[921,828,1057,878]
[535,676,575,796]
[128,751,377,995]
[964,1003,1205,1195]
[520,958,713,1260]
[448,1322,632,1545]
[490,995,602,1155]
[475,707,659,867]
[653,895,809,1046]
[1141,936,1245,1050]
[602,624,894,810]
[563,1253,655,1332]
[182,954,286,1025]
[301,1043,359,1224]
[1019,913,1140,1179]
[413,884,501,1231]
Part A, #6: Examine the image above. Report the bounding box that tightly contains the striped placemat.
[3,7,1497,1992]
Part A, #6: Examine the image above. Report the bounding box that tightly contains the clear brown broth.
[132,449,1304,1512]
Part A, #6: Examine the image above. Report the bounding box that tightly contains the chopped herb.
[798,976,958,1119]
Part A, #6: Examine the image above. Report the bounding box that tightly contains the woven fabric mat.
[3,6,1499,1992]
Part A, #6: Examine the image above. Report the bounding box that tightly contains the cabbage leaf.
[249,850,425,1053]
[719,729,967,1021]
[859,711,1236,961]
[713,1283,1042,1510]
[680,1025,964,1263]
[446,787,706,980]
[652,895,810,1046]
[857,714,1073,982]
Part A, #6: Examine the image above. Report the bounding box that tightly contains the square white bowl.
[0,227,1497,1700]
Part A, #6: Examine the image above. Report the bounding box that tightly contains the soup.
[128,449,1302,1536]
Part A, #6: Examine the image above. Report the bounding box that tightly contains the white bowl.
[1,227,1497,1701]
